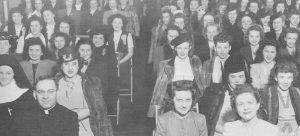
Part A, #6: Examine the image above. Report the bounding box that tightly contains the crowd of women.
[0,0,300,136]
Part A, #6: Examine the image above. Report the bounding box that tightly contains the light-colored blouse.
[155,111,208,136]
[172,56,194,81]
[250,62,275,89]
[223,118,278,136]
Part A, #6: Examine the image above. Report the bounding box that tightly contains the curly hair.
[108,13,128,31]
[50,32,70,50]
[254,39,280,63]
[213,32,232,45]
[245,24,265,45]
[160,24,181,46]
[163,80,201,112]
[268,59,299,86]
[230,84,261,120]
[55,17,76,37]
[23,37,47,60]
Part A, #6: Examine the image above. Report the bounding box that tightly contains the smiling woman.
[223,84,278,136]
[20,37,57,87]
[260,60,300,136]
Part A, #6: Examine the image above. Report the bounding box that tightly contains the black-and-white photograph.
[0,0,300,136]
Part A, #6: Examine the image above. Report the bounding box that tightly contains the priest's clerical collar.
[43,104,56,115]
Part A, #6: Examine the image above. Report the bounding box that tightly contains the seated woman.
[260,60,300,136]
[155,80,207,136]
[55,47,114,136]
[25,16,47,48]
[0,55,35,135]
[223,84,278,136]
[49,32,70,60]
[148,34,203,118]
[250,39,279,90]
[20,37,57,87]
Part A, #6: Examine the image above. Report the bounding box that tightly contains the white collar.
[90,9,97,15]
[0,80,28,103]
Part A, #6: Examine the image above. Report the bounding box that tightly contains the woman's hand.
[71,108,90,121]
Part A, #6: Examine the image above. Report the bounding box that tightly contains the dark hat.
[0,32,18,41]
[58,46,80,63]
[0,54,31,88]
[271,12,284,21]
[0,54,21,72]
[289,9,300,17]
[257,8,272,18]
[226,3,238,12]
[170,33,191,47]
[224,53,247,74]
[25,37,44,47]
[222,54,248,83]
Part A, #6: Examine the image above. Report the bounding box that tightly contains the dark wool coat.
[199,83,235,136]
[8,104,78,136]
[0,90,36,136]
[260,85,300,125]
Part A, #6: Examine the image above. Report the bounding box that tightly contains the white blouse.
[172,57,194,81]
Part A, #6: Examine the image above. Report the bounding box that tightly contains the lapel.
[210,57,216,74]
[109,33,116,52]
[23,61,34,83]
[165,58,175,80]
[244,46,254,63]
[281,48,290,56]
[270,86,279,123]
[35,61,43,80]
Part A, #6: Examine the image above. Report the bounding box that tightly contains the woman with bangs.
[260,60,300,136]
